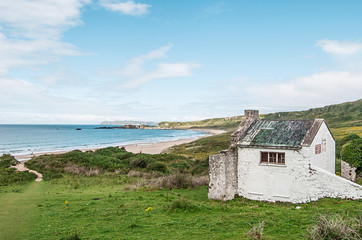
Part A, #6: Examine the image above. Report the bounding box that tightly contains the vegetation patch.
[165,132,231,159]
[307,214,361,240]
[24,147,207,181]
[0,154,37,186]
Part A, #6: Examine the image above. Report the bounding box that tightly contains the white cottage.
[208,110,362,203]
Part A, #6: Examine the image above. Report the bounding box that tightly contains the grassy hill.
[158,99,362,139]
[263,99,362,128]
[158,116,243,131]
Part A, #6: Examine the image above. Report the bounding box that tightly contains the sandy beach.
[13,129,226,161]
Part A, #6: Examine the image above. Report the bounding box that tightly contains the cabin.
[208,110,362,203]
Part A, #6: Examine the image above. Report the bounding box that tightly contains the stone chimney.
[244,110,259,120]
[230,110,260,146]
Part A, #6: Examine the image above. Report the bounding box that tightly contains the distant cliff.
[100,120,158,126]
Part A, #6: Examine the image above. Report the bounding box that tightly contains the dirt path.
[10,162,43,182]
[0,182,45,239]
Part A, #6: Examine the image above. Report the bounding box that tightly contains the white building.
[208,110,362,203]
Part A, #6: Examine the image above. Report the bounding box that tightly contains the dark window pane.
[269,152,277,163]
[278,153,285,164]
[261,152,268,163]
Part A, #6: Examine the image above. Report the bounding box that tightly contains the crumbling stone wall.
[208,148,238,200]
[208,110,260,201]
[341,160,357,182]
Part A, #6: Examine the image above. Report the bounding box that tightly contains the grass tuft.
[307,214,361,240]
[247,221,265,239]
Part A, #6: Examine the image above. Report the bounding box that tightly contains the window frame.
[260,151,285,165]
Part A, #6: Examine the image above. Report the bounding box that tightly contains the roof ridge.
[259,119,317,121]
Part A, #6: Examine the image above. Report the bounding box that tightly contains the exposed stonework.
[341,160,357,182]
[230,110,260,147]
[209,110,259,200]
[208,148,238,200]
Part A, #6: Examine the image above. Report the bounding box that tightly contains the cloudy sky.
[0,0,361,124]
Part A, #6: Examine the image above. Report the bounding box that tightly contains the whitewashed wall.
[237,124,362,203]
[237,147,307,202]
[308,122,335,174]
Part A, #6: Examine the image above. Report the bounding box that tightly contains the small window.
[260,152,285,165]
[315,144,321,154]
[278,153,285,164]
[261,152,268,163]
[322,139,326,152]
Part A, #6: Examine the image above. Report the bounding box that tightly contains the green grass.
[0,182,46,240]
[164,132,231,160]
[0,175,361,240]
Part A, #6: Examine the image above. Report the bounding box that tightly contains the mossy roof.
[238,119,322,149]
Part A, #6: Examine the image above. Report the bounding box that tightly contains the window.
[315,144,321,154]
[260,152,285,164]
[322,139,326,152]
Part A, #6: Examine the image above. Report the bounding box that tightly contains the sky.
[0,0,361,124]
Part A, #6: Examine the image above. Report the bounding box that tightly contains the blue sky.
[0,0,361,124]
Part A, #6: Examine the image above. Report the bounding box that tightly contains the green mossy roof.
[240,120,315,148]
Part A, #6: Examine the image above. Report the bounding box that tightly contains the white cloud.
[242,71,362,111]
[178,70,362,118]
[316,39,362,55]
[103,45,201,89]
[0,0,89,39]
[100,0,150,16]
[0,77,163,123]
[0,0,88,76]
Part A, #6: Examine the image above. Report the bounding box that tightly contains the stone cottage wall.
[208,148,238,201]
[341,160,357,182]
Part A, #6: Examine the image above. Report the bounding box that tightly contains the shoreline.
[13,128,226,161]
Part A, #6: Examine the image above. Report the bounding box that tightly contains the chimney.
[244,110,259,120]
[230,110,260,147]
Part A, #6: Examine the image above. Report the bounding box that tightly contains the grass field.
[0,175,361,240]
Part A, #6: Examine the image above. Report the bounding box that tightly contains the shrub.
[0,155,37,185]
[129,156,149,169]
[0,154,18,168]
[147,161,168,173]
[336,134,361,158]
[190,158,209,175]
[307,214,361,240]
[341,138,362,171]
[161,173,192,189]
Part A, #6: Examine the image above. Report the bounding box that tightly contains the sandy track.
[10,163,43,182]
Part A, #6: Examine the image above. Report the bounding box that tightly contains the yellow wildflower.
[65,201,68,205]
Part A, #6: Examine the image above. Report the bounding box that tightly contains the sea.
[0,124,206,157]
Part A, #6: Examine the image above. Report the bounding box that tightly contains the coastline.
[13,128,226,161]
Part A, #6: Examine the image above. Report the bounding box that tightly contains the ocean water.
[0,125,206,156]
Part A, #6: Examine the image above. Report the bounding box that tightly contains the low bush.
[336,134,361,158]
[161,173,192,189]
[341,138,362,172]
[147,161,168,173]
[25,147,196,178]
